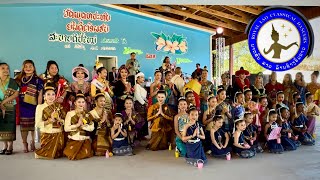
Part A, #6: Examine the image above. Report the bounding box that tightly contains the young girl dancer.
[275,91,289,110]
[292,102,315,145]
[174,97,189,157]
[232,119,255,158]
[111,113,133,156]
[182,105,207,166]
[264,109,284,154]
[215,88,232,133]
[243,112,263,153]
[232,92,245,119]
[277,107,300,151]
[305,92,319,137]
[202,94,217,152]
[210,115,232,157]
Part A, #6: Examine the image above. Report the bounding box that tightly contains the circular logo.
[247,7,314,71]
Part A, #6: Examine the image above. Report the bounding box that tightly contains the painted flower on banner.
[151,32,188,54]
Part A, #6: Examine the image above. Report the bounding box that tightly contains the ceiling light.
[181,7,187,10]
[216,27,223,34]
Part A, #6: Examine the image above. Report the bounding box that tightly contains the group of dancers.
[0,57,318,167]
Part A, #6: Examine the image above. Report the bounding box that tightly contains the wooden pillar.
[229,43,234,85]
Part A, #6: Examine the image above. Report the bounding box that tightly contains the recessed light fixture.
[216,27,224,34]
[181,7,187,10]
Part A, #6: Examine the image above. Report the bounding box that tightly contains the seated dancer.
[210,115,232,158]
[202,94,217,152]
[147,90,174,151]
[89,90,112,156]
[305,92,319,137]
[35,83,66,159]
[111,113,133,156]
[275,91,289,110]
[264,109,284,154]
[291,102,315,146]
[231,91,245,119]
[122,97,144,145]
[215,88,232,133]
[182,105,207,166]
[277,107,300,151]
[174,97,189,157]
[63,91,94,160]
[232,118,255,158]
[243,112,263,153]
[244,88,261,132]
[184,72,201,110]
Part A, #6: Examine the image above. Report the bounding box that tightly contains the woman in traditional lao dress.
[90,90,112,156]
[134,72,149,139]
[293,72,308,104]
[40,60,70,110]
[149,69,162,105]
[306,71,320,96]
[70,64,91,110]
[122,97,144,145]
[200,68,215,113]
[0,63,19,155]
[16,60,43,152]
[147,90,174,151]
[305,92,319,137]
[114,65,133,113]
[35,83,66,159]
[63,91,94,160]
[283,73,298,106]
[91,65,114,114]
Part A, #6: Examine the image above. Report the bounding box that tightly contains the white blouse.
[134,84,147,105]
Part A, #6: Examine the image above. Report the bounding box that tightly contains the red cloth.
[264,82,284,101]
[235,78,250,92]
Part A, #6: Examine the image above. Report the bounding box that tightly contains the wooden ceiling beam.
[140,8,165,12]
[220,6,251,21]
[185,5,249,24]
[112,4,216,33]
[228,5,262,15]
[183,10,200,21]
[144,4,244,32]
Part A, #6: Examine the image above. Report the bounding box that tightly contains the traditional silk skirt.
[0,105,16,141]
[233,145,256,158]
[19,101,36,132]
[112,138,133,156]
[175,137,186,157]
[134,102,148,138]
[185,141,207,166]
[267,139,284,153]
[92,129,112,156]
[63,139,93,160]
[211,145,232,157]
[148,129,169,151]
[307,115,316,135]
[298,132,315,146]
[281,136,297,151]
[35,132,64,159]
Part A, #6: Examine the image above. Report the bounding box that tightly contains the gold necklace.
[22,74,34,84]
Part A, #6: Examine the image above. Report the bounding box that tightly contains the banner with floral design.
[151,32,188,54]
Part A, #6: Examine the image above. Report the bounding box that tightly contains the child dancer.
[210,115,232,158]
[264,109,284,154]
[232,119,255,158]
[305,92,319,137]
[292,102,315,145]
[111,113,133,156]
[232,92,245,119]
[277,107,300,151]
[174,97,189,157]
[243,112,263,153]
[182,105,207,166]
[244,88,261,132]
[202,94,217,152]
[275,91,289,110]
[216,88,232,133]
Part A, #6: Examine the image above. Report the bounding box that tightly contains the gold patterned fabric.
[63,139,93,160]
[90,109,112,156]
[42,102,66,129]
[35,132,64,159]
[147,103,173,151]
[307,83,320,95]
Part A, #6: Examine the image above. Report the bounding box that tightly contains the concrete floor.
[0,124,319,180]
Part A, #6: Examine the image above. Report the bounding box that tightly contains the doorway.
[96,56,118,72]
